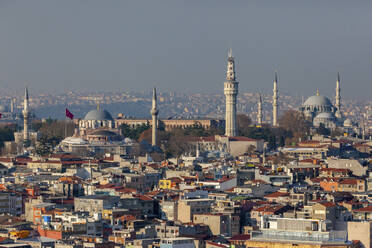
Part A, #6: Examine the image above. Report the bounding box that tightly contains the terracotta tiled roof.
[339,179,359,185]
[118,215,136,221]
[229,136,258,142]
[229,234,250,241]
[0,237,10,243]
[318,202,336,208]
[264,191,289,198]
[137,195,153,201]
[59,176,82,183]
[95,183,117,189]
[354,205,372,213]
[116,188,137,194]
[315,177,341,182]
[0,158,12,162]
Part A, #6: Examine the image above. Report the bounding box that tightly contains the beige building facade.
[348,221,372,248]
[177,199,212,223]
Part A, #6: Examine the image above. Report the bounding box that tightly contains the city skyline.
[0,2,371,247]
[0,0,371,99]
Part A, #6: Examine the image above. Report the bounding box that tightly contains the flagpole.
[65,116,67,138]
[65,108,74,138]
[65,108,67,138]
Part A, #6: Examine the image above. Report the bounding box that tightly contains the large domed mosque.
[59,105,134,155]
[299,88,340,129]
[261,72,361,135]
[297,74,359,135]
[78,105,117,138]
[0,98,18,123]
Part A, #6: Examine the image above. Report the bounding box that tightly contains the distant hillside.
[34,102,150,120]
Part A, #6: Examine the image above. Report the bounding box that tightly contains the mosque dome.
[343,118,353,127]
[303,95,332,107]
[301,94,335,116]
[84,109,113,121]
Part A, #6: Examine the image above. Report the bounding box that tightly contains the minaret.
[10,99,14,113]
[272,72,279,127]
[224,49,239,137]
[22,87,30,142]
[196,142,200,158]
[151,87,159,147]
[257,94,263,125]
[335,73,342,118]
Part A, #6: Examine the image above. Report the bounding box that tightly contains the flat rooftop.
[250,230,349,245]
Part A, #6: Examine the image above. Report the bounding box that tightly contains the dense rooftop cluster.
[0,134,368,248]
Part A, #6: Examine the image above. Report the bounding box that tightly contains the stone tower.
[151,87,159,147]
[335,72,342,118]
[22,87,30,142]
[224,49,239,137]
[272,72,279,127]
[257,94,263,125]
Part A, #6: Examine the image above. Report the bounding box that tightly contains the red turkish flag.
[65,108,74,120]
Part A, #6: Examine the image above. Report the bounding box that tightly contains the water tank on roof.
[43,216,51,223]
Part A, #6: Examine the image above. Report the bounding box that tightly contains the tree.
[272,152,290,165]
[37,120,76,144]
[278,110,311,144]
[236,114,252,136]
[138,129,152,144]
[35,137,53,156]
[206,127,224,136]
[120,123,150,140]
[268,134,277,150]
[165,128,192,158]
[0,125,16,148]
[245,145,256,155]
[158,120,166,131]
[184,122,206,136]
[151,152,164,162]
[330,127,343,138]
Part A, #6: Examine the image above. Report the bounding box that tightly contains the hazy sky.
[0,0,371,99]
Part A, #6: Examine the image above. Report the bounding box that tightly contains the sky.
[0,0,371,99]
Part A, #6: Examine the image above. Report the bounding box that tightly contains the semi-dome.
[84,109,113,121]
[62,137,89,145]
[314,112,336,119]
[313,112,337,129]
[343,118,353,127]
[303,95,332,107]
[90,130,118,136]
